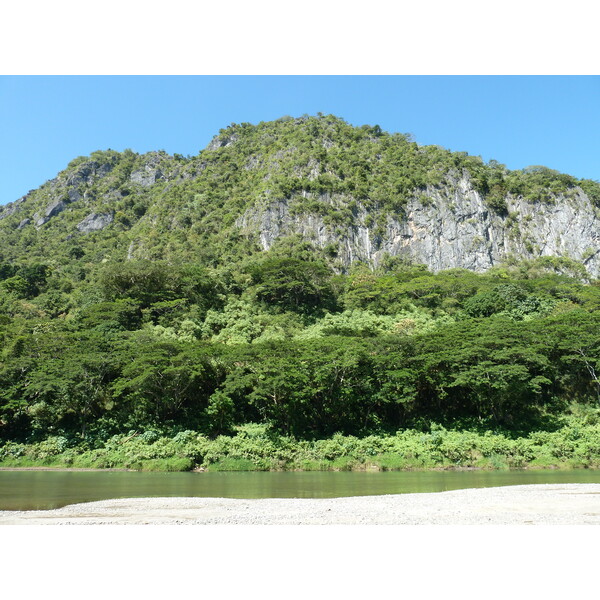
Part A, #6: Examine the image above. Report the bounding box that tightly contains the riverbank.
[3,418,600,473]
[1,484,599,524]
[0,466,136,471]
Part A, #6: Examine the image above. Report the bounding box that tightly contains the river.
[3,468,600,510]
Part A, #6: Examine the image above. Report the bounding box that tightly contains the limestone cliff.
[237,172,600,277]
[1,116,598,279]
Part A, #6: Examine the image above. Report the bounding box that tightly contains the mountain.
[3,115,600,450]
[1,113,599,276]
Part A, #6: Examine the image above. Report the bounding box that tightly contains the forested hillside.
[2,114,599,273]
[1,115,600,471]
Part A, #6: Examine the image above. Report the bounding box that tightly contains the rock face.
[11,159,117,229]
[130,152,171,187]
[130,166,163,187]
[33,199,68,227]
[206,133,239,151]
[76,212,114,233]
[0,196,27,221]
[237,174,600,277]
[2,139,598,279]
[66,161,112,188]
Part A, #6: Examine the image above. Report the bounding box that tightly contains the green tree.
[247,256,337,313]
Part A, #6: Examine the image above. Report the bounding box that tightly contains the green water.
[3,469,600,511]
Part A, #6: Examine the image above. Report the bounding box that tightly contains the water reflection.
[2,469,600,511]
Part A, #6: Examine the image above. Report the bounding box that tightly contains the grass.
[205,458,268,472]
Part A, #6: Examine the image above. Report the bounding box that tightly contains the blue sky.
[1,75,598,206]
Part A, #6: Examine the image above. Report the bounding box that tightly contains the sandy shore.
[1,483,600,524]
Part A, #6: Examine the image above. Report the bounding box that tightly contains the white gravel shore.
[2,483,600,524]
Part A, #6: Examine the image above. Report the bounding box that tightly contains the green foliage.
[0,115,599,462]
[5,413,600,471]
[462,284,554,320]
[0,115,596,274]
[0,263,50,298]
[200,298,304,344]
[578,179,600,205]
[471,163,591,211]
[73,298,142,332]
[205,390,236,435]
[1,261,599,443]
[246,255,337,314]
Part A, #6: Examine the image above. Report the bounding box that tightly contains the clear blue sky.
[1,76,598,206]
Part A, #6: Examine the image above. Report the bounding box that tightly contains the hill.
[1,114,600,471]
[1,114,599,275]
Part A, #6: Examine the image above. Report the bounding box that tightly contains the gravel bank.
[2,483,600,525]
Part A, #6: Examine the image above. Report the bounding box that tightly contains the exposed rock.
[130,153,170,187]
[66,188,83,203]
[0,196,27,221]
[65,161,112,188]
[206,133,239,151]
[33,199,68,227]
[237,174,600,277]
[131,166,163,187]
[76,212,114,233]
[3,132,598,281]
[45,199,67,219]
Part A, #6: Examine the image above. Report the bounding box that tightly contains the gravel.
[2,483,600,525]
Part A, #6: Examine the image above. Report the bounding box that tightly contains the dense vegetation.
[1,114,599,268]
[1,245,600,470]
[1,114,599,470]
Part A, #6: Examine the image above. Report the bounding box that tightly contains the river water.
[2,468,600,510]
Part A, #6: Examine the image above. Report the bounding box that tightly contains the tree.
[247,256,337,313]
[110,337,221,429]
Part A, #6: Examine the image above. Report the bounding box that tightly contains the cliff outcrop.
[0,115,598,278]
[238,173,600,276]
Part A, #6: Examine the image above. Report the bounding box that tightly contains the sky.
[1,75,599,206]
